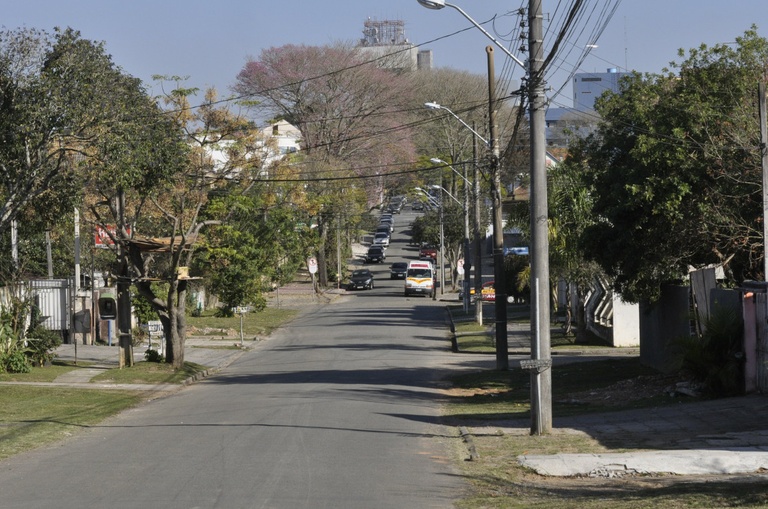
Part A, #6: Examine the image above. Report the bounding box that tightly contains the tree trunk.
[563,282,573,336]
[317,219,329,287]
[164,280,185,369]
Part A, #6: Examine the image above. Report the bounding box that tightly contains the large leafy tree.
[199,156,316,315]
[572,28,768,303]
[92,85,262,368]
[0,27,123,280]
[234,43,417,285]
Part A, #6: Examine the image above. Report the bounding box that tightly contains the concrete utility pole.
[472,123,483,325]
[487,46,509,371]
[528,0,552,435]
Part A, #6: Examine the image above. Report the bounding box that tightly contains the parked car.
[373,232,390,247]
[347,269,374,290]
[419,244,438,261]
[365,246,386,263]
[389,262,408,279]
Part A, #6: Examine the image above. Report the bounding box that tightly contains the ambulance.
[404,260,435,297]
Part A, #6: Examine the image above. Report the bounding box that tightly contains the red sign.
[94,225,130,248]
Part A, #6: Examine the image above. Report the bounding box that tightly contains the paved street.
[2,208,768,507]
[0,209,479,509]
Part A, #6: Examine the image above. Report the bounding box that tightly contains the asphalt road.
[0,210,480,509]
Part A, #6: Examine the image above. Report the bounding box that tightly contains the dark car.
[348,269,374,290]
[389,262,408,279]
[365,246,386,263]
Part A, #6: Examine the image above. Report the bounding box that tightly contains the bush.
[144,348,165,363]
[2,350,31,373]
[674,306,744,397]
[25,326,62,367]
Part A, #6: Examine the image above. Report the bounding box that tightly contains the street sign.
[519,359,552,372]
[307,256,318,274]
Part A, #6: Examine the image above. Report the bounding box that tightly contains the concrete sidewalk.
[447,350,768,479]
[44,337,251,389]
[491,394,768,477]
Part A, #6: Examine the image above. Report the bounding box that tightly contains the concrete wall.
[611,297,640,347]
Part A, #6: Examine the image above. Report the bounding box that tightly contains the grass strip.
[90,361,208,384]
[0,386,144,460]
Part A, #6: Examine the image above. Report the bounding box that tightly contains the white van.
[404,260,434,297]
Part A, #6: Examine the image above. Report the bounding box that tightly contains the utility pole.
[117,188,133,368]
[472,122,483,325]
[528,0,552,434]
[462,159,471,313]
[487,46,509,371]
[759,82,768,280]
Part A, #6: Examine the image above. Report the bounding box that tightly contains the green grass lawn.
[0,306,301,462]
[0,386,145,461]
[0,360,80,383]
[90,360,208,384]
[186,308,298,338]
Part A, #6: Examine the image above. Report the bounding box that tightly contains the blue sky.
[3,1,766,110]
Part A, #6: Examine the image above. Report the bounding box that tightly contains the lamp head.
[430,158,444,165]
[424,101,442,110]
[417,0,446,9]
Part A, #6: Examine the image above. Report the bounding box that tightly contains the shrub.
[144,348,165,363]
[674,306,744,396]
[25,326,62,367]
[1,350,31,373]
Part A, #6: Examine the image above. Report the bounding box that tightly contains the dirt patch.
[558,373,688,407]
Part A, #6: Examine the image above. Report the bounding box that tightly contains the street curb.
[181,346,250,386]
[459,426,480,461]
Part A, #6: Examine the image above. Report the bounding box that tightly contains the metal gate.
[755,293,768,392]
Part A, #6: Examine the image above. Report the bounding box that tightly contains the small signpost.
[234,306,248,347]
[307,256,318,298]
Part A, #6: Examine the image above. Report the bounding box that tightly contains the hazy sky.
[3,1,766,111]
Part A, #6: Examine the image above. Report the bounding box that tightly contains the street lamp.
[424,103,490,147]
[418,0,551,434]
[416,1,526,68]
[424,98,508,368]
[431,158,472,312]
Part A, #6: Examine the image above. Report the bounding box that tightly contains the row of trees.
[0,28,514,368]
[4,22,766,364]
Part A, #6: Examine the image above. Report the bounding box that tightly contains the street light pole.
[472,122,483,326]
[431,158,471,312]
[417,0,551,430]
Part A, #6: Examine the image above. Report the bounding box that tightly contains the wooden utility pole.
[759,82,768,280]
[487,46,509,371]
[117,188,133,368]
